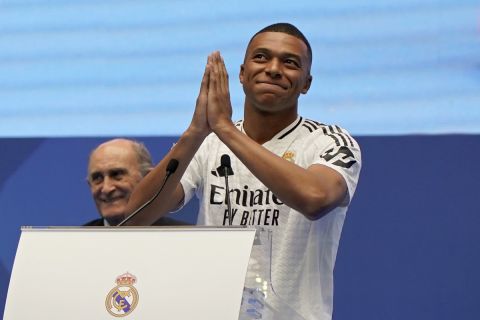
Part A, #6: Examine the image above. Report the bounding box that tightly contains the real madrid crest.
[282,151,296,163]
[105,272,139,317]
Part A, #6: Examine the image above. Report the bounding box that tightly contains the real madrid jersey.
[180,116,362,320]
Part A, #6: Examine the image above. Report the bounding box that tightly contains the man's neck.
[243,104,298,145]
[104,216,124,226]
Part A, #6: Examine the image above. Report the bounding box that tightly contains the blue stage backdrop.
[0,0,479,137]
[1,135,479,320]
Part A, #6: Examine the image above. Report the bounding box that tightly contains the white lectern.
[4,227,256,320]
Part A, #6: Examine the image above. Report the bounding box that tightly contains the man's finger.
[218,54,229,94]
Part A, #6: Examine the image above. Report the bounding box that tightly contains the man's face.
[240,32,312,113]
[87,141,143,222]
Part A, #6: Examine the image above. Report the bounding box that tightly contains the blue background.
[1,0,480,319]
[1,136,479,319]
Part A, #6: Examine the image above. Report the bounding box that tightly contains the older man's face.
[87,141,143,222]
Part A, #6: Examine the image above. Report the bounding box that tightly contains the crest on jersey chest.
[282,151,296,163]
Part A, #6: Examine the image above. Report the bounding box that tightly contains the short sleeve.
[310,131,362,206]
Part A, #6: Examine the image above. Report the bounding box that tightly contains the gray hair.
[130,140,153,177]
[88,138,153,178]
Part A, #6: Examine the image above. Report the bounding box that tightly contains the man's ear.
[239,64,245,84]
[301,74,313,94]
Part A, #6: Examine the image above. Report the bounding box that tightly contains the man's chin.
[100,210,127,225]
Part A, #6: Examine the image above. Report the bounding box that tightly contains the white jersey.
[180,116,361,320]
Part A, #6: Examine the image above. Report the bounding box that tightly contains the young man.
[125,23,361,320]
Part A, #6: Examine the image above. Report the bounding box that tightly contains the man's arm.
[206,52,349,220]
[213,127,348,220]
[123,58,212,225]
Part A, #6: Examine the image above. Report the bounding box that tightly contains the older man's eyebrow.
[88,171,103,181]
[107,168,127,174]
[106,168,128,177]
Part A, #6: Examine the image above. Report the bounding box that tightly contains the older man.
[85,138,188,226]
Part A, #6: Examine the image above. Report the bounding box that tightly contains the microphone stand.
[117,159,179,226]
[224,166,233,225]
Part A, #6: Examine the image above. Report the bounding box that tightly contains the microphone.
[117,158,179,226]
[217,154,234,225]
[219,154,234,176]
[166,158,179,173]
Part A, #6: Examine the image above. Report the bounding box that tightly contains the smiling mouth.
[100,196,126,204]
[257,81,287,90]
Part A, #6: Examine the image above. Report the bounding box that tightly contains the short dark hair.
[247,22,312,65]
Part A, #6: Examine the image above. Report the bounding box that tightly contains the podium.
[4,227,255,319]
[4,226,307,320]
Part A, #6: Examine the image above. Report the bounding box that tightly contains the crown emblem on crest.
[116,272,137,285]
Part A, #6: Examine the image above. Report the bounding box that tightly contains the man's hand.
[188,57,211,138]
[207,51,233,133]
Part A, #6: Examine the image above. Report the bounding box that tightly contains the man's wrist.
[213,120,237,140]
[185,124,210,141]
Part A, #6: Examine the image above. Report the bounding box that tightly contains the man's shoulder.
[83,218,104,226]
[152,216,192,226]
[83,217,191,226]
[297,117,359,146]
[299,117,349,136]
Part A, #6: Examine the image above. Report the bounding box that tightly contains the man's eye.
[285,59,300,67]
[111,172,121,180]
[253,53,267,60]
[90,174,103,184]
[110,170,126,180]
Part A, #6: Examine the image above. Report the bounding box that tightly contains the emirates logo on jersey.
[209,184,283,226]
